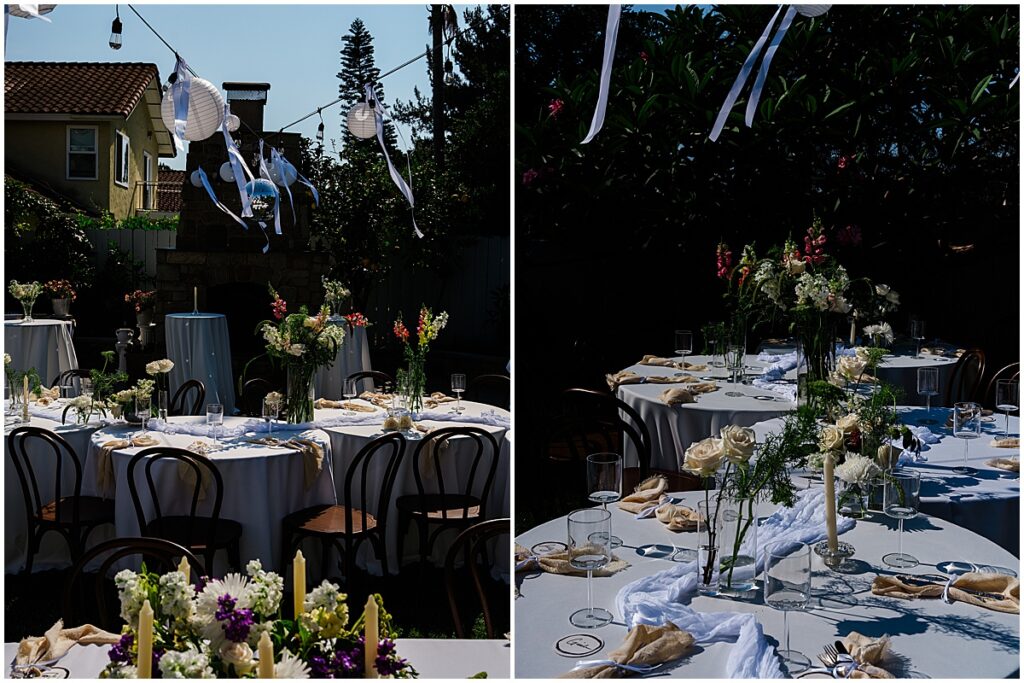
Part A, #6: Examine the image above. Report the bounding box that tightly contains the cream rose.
[683,437,724,476]
[837,355,867,381]
[819,425,845,452]
[158,358,174,373]
[785,257,806,275]
[720,425,756,464]
[876,443,897,470]
[146,358,174,375]
[219,642,255,676]
[836,413,860,435]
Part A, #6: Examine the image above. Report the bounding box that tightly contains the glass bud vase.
[696,498,722,596]
[403,356,426,417]
[286,365,315,424]
[158,389,169,422]
[718,494,759,596]
[20,298,35,323]
[839,482,869,520]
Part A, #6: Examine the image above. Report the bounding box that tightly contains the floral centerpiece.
[44,279,77,316]
[9,280,43,322]
[90,350,129,404]
[108,378,155,422]
[321,277,352,318]
[126,290,157,325]
[343,312,370,328]
[146,359,175,420]
[258,285,344,424]
[100,560,415,679]
[393,307,448,415]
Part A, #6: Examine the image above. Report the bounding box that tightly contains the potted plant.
[125,289,157,326]
[43,279,77,316]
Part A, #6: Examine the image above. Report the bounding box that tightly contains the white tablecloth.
[616,354,794,471]
[314,322,372,398]
[752,408,1020,555]
[4,319,78,386]
[515,491,1020,678]
[874,353,958,406]
[3,638,510,679]
[164,313,236,415]
[83,416,336,575]
[319,400,510,575]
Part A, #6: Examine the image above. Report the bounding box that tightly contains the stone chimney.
[223,82,270,133]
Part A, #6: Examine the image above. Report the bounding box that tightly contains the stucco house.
[5,61,176,219]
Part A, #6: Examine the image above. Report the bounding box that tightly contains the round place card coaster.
[555,633,604,658]
[531,540,567,556]
[635,544,676,559]
[936,560,975,576]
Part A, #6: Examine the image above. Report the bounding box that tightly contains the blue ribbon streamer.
[221,103,254,218]
[257,140,283,236]
[581,4,622,144]
[169,56,192,153]
[270,146,297,225]
[745,5,797,126]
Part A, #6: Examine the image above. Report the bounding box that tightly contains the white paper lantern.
[795,5,830,17]
[245,178,278,223]
[218,161,235,183]
[267,159,298,187]
[346,102,377,139]
[190,170,203,188]
[8,5,56,19]
[226,114,240,132]
[160,77,225,142]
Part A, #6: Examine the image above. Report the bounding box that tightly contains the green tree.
[337,18,396,149]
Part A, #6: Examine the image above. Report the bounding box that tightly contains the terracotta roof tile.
[5,61,161,117]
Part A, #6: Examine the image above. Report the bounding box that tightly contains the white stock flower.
[720,425,756,464]
[158,646,216,679]
[835,453,880,485]
[794,273,830,311]
[104,664,139,678]
[246,559,284,617]
[158,571,195,623]
[114,569,147,629]
[683,437,725,476]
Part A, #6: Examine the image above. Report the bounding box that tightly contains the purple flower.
[214,593,254,643]
[108,634,133,664]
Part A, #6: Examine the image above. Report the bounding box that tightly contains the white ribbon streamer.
[1010,72,1020,89]
[269,146,297,224]
[221,103,254,218]
[581,4,622,144]
[168,56,192,153]
[257,139,283,236]
[364,83,423,238]
[13,4,51,21]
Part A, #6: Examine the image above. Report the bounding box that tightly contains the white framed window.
[114,129,130,188]
[142,151,153,209]
[66,125,98,180]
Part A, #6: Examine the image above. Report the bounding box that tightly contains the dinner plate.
[635,544,676,559]
[753,395,777,401]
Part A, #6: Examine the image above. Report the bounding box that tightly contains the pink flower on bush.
[803,225,827,266]
[547,98,565,118]
[522,169,540,187]
[640,51,649,63]
[715,242,733,280]
[837,155,848,170]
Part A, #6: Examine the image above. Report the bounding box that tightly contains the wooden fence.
[85,228,177,282]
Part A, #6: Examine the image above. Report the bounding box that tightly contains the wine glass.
[136,395,151,434]
[450,373,466,414]
[725,345,745,397]
[567,507,613,629]
[916,367,939,425]
[342,378,357,416]
[909,319,926,359]
[882,470,920,569]
[674,330,693,363]
[206,403,224,443]
[995,380,1018,441]
[586,453,622,548]
[952,401,981,475]
[262,397,278,436]
[763,541,812,673]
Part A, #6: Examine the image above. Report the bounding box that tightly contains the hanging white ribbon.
[745,6,797,126]
[13,5,52,21]
[257,139,283,236]
[1010,71,1020,89]
[269,146,297,224]
[168,56,192,153]
[364,83,423,238]
[581,4,622,144]
[221,103,254,218]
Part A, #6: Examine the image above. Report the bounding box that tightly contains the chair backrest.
[944,348,986,406]
[50,368,91,389]
[342,432,407,537]
[62,537,204,630]
[170,379,206,416]
[468,374,510,410]
[547,388,652,479]
[240,378,275,417]
[346,370,393,394]
[126,447,224,552]
[984,362,1020,409]
[444,518,510,639]
[7,426,85,527]
[411,426,500,520]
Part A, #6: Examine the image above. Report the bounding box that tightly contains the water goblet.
[674,330,693,363]
[763,541,812,673]
[262,397,278,436]
[910,319,926,359]
[207,403,224,443]
[952,401,981,475]
[586,453,623,548]
[995,380,1018,441]
[342,378,358,416]
[136,395,151,434]
[451,373,466,414]
[567,508,613,629]
[882,470,920,569]
[916,367,939,425]
[725,345,745,397]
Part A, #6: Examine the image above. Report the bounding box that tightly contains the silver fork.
[817,644,839,669]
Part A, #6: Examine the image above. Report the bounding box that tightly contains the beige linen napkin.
[660,387,696,406]
[841,632,895,679]
[920,346,965,358]
[639,355,709,372]
[618,476,668,513]
[560,622,695,678]
[871,572,1019,614]
[654,499,700,532]
[358,391,394,408]
[16,620,120,664]
[991,438,1020,450]
[96,435,159,495]
[289,438,325,490]
[606,371,710,391]
[32,386,60,406]
[424,391,457,409]
[986,456,1019,472]
[514,544,629,577]
[314,398,377,412]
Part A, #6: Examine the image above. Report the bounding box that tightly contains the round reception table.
[4,318,78,386]
[164,313,236,415]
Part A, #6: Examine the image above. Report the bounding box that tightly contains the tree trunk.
[431,4,445,169]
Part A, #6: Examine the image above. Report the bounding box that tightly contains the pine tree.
[337,18,396,149]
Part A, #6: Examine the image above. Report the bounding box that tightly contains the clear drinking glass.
[342,378,357,416]
[567,507,613,629]
[694,498,722,593]
[586,453,622,548]
[136,395,151,434]
[262,397,278,436]
[207,403,224,442]
[909,319,926,358]
[674,330,693,362]
[916,367,939,425]
[725,345,745,397]
[451,373,466,414]
[158,391,169,422]
[952,401,982,475]
[882,470,920,569]
[80,377,94,399]
[995,380,1019,441]
[763,541,812,674]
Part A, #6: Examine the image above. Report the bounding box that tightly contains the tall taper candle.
[293,550,306,619]
[177,555,190,584]
[194,286,198,313]
[823,451,839,552]
[137,599,154,678]
[22,375,29,422]
[257,630,275,678]
[849,319,856,346]
[364,595,379,678]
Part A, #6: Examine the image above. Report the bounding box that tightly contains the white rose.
[875,284,890,297]
[219,642,255,676]
[786,257,806,275]
[720,425,756,464]
[837,355,867,380]
[876,443,897,470]
[303,316,318,329]
[683,437,724,476]
[287,344,306,357]
[819,425,845,452]
[158,359,174,373]
[145,360,161,375]
[836,413,860,435]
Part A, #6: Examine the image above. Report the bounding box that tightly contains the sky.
[5,3,483,169]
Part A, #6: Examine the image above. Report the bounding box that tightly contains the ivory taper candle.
[849,319,856,346]
[257,630,275,678]
[137,599,154,678]
[363,595,378,678]
[293,550,306,619]
[194,286,198,312]
[22,375,29,421]
[177,555,190,584]
[823,451,839,553]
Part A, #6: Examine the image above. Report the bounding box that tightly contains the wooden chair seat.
[397,494,482,520]
[284,504,377,535]
[142,516,243,551]
[40,496,114,524]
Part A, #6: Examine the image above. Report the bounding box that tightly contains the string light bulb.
[109,5,123,50]
[316,108,325,143]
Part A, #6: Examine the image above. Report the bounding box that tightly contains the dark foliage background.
[515,4,1019,523]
